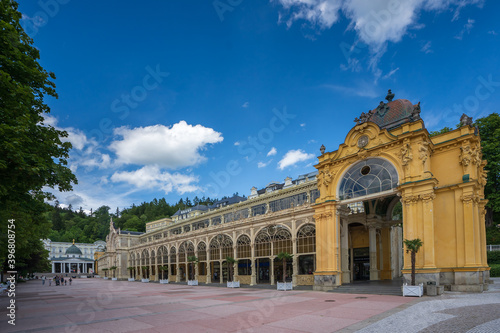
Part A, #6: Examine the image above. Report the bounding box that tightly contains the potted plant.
[127,267,135,281]
[276,252,293,291]
[102,268,109,279]
[187,256,198,286]
[141,266,149,283]
[403,238,424,297]
[159,265,169,284]
[226,256,239,288]
[110,266,118,280]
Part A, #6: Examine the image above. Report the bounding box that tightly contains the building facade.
[43,239,106,274]
[98,91,490,292]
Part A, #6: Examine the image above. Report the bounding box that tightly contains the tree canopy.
[0,0,77,274]
[475,113,500,225]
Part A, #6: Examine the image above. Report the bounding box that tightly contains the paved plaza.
[1,278,499,332]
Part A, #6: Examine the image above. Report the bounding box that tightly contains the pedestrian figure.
[69,278,72,286]
[61,277,64,286]
[42,275,46,285]
[49,278,52,286]
[65,280,67,286]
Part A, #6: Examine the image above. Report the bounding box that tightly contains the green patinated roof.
[65,244,83,255]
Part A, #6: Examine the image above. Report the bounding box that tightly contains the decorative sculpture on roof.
[376,101,389,117]
[320,144,325,155]
[460,113,473,126]
[354,111,371,125]
[385,89,395,102]
[410,102,421,121]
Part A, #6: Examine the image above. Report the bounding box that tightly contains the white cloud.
[111,165,200,195]
[234,141,241,146]
[321,83,379,98]
[258,160,272,168]
[382,67,399,80]
[80,154,112,169]
[488,30,497,35]
[278,149,315,170]
[109,121,223,169]
[455,18,475,40]
[242,101,249,108]
[420,40,433,53]
[277,0,343,30]
[276,0,482,64]
[300,123,306,127]
[267,147,277,156]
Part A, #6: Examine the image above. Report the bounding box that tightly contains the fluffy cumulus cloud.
[109,121,223,169]
[276,0,482,49]
[278,149,315,170]
[267,147,277,156]
[111,165,200,194]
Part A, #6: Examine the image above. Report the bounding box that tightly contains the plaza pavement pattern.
[0,278,499,333]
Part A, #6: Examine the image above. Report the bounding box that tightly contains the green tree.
[187,255,198,281]
[403,238,423,286]
[226,256,237,282]
[475,113,500,226]
[276,252,293,283]
[0,0,77,273]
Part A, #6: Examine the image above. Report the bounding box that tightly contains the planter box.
[112,277,118,281]
[187,280,198,286]
[103,277,109,280]
[141,278,149,283]
[227,281,240,288]
[277,282,293,291]
[160,279,169,284]
[403,283,423,297]
[128,278,135,282]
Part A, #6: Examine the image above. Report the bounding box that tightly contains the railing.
[487,245,500,251]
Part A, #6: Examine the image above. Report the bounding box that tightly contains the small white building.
[43,239,106,274]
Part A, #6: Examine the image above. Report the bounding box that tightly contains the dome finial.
[385,89,395,102]
[72,239,75,245]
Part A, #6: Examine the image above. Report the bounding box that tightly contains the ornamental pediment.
[324,122,397,162]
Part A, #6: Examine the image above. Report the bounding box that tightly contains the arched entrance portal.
[314,92,489,292]
[334,158,402,284]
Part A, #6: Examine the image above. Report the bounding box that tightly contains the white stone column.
[369,226,380,280]
[52,262,55,273]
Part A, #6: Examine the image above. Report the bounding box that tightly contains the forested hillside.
[46,196,219,243]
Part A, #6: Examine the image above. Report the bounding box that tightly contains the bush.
[487,251,500,264]
[490,264,500,277]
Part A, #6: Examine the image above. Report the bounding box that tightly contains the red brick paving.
[0,279,414,332]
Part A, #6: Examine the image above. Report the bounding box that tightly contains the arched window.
[237,235,251,259]
[297,224,316,254]
[297,224,316,275]
[255,225,292,257]
[209,234,233,260]
[197,242,207,275]
[197,242,207,261]
[338,158,398,200]
[150,250,155,265]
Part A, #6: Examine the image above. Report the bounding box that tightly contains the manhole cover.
[355,296,367,299]
[324,300,336,302]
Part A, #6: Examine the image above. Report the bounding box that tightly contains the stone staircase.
[328,279,403,296]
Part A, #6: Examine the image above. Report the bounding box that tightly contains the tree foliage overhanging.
[0,0,77,274]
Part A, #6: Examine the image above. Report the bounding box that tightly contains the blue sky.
[18,0,500,212]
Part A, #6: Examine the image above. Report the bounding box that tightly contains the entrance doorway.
[353,247,370,281]
[257,258,270,283]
